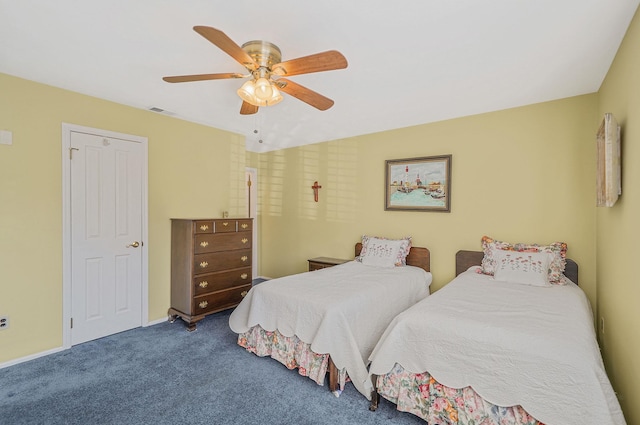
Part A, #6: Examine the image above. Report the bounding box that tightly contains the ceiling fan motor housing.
[241,40,282,71]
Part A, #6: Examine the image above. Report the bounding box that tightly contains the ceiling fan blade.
[240,101,258,115]
[272,51,347,77]
[276,78,334,111]
[163,73,244,83]
[193,26,258,70]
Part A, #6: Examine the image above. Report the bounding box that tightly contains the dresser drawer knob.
[241,238,248,244]
[222,222,229,226]
[199,281,209,289]
[199,261,209,268]
[199,300,208,309]
[200,241,209,248]
[240,273,248,280]
[241,291,248,298]
[241,223,248,229]
[241,256,248,262]
[199,224,209,231]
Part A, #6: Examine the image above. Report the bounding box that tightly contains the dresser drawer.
[194,232,251,254]
[193,284,252,314]
[213,219,236,233]
[193,220,214,234]
[193,267,252,296]
[237,219,252,232]
[193,249,252,274]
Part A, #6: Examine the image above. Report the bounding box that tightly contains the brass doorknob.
[126,241,140,248]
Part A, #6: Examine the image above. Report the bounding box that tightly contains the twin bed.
[229,241,432,398]
[368,250,623,425]
[228,240,626,425]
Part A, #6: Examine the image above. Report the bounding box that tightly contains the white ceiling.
[1,1,638,152]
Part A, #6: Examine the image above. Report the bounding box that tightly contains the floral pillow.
[493,250,554,286]
[357,235,412,267]
[480,235,567,284]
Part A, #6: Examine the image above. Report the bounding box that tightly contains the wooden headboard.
[455,250,579,285]
[355,242,430,272]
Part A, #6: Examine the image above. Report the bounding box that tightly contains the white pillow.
[358,235,411,266]
[493,250,553,286]
[360,237,404,268]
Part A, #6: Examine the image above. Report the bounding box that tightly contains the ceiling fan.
[163,26,348,115]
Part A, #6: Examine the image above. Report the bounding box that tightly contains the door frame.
[245,167,258,279]
[61,123,149,349]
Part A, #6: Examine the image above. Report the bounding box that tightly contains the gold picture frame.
[385,155,452,212]
[596,113,621,207]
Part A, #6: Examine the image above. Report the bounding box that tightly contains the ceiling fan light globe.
[237,80,261,106]
[266,86,283,106]
[254,77,274,100]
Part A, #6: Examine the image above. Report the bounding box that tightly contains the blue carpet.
[0,309,423,424]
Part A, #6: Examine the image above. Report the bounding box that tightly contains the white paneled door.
[70,130,143,345]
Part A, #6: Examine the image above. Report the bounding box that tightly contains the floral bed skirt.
[238,325,348,391]
[376,363,543,425]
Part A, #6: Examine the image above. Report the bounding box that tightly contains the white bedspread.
[229,261,432,399]
[368,267,625,425]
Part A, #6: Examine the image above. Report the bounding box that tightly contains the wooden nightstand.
[308,257,350,271]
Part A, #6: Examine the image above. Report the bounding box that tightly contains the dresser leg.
[168,308,200,331]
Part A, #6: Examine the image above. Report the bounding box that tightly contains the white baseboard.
[0,346,66,370]
[145,317,168,327]
[2,318,168,369]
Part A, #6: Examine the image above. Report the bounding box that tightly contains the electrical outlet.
[0,316,8,330]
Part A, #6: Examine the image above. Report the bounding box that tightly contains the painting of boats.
[385,155,451,212]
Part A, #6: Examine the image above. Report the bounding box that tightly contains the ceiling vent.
[148,107,175,116]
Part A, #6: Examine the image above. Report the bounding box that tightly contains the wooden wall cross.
[311,181,322,202]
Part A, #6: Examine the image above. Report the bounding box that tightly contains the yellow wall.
[0,73,247,363]
[257,95,598,300]
[596,7,640,424]
[2,19,638,419]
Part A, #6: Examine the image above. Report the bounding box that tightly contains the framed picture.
[596,113,621,207]
[385,155,452,212]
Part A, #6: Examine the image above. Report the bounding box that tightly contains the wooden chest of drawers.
[169,218,253,331]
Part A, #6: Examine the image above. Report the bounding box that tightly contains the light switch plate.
[0,130,13,145]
